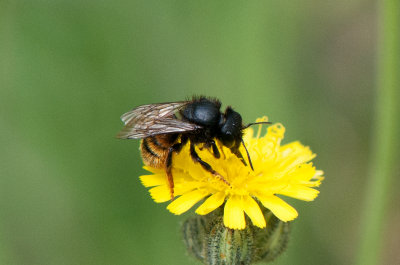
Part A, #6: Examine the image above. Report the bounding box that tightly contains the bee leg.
[190,142,230,186]
[231,148,254,170]
[165,137,188,200]
[166,145,180,200]
[210,140,220,159]
[233,149,247,165]
[231,148,250,166]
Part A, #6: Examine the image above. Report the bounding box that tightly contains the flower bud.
[206,217,254,265]
[182,215,208,263]
[182,208,291,264]
[253,211,291,263]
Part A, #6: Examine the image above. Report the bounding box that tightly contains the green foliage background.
[1,1,398,265]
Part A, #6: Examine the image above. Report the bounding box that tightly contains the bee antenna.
[243,121,271,129]
[241,139,254,171]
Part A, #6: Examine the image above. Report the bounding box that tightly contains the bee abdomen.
[140,135,178,168]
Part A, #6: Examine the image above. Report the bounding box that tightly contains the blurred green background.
[1,1,398,265]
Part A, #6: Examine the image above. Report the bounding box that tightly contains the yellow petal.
[174,153,208,181]
[149,186,170,203]
[243,196,266,228]
[224,196,246,230]
[143,166,164,174]
[258,195,298,221]
[285,163,316,182]
[140,174,166,187]
[174,181,202,196]
[279,185,320,201]
[167,190,208,215]
[266,123,285,139]
[243,127,254,142]
[249,181,288,194]
[196,191,226,215]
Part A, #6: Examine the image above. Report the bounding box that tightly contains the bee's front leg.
[189,142,229,186]
[210,140,220,159]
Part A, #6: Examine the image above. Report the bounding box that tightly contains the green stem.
[355,1,400,265]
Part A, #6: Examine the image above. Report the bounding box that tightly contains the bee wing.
[117,102,201,139]
[120,102,187,125]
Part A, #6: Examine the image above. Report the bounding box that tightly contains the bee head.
[219,107,243,149]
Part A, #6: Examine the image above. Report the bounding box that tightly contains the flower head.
[140,117,323,229]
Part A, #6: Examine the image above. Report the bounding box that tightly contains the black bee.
[117,96,269,199]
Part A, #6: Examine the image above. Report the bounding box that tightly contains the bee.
[117,96,269,199]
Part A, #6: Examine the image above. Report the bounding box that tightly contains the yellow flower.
[140,117,324,230]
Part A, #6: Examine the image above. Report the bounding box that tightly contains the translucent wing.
[116,101,201,139]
